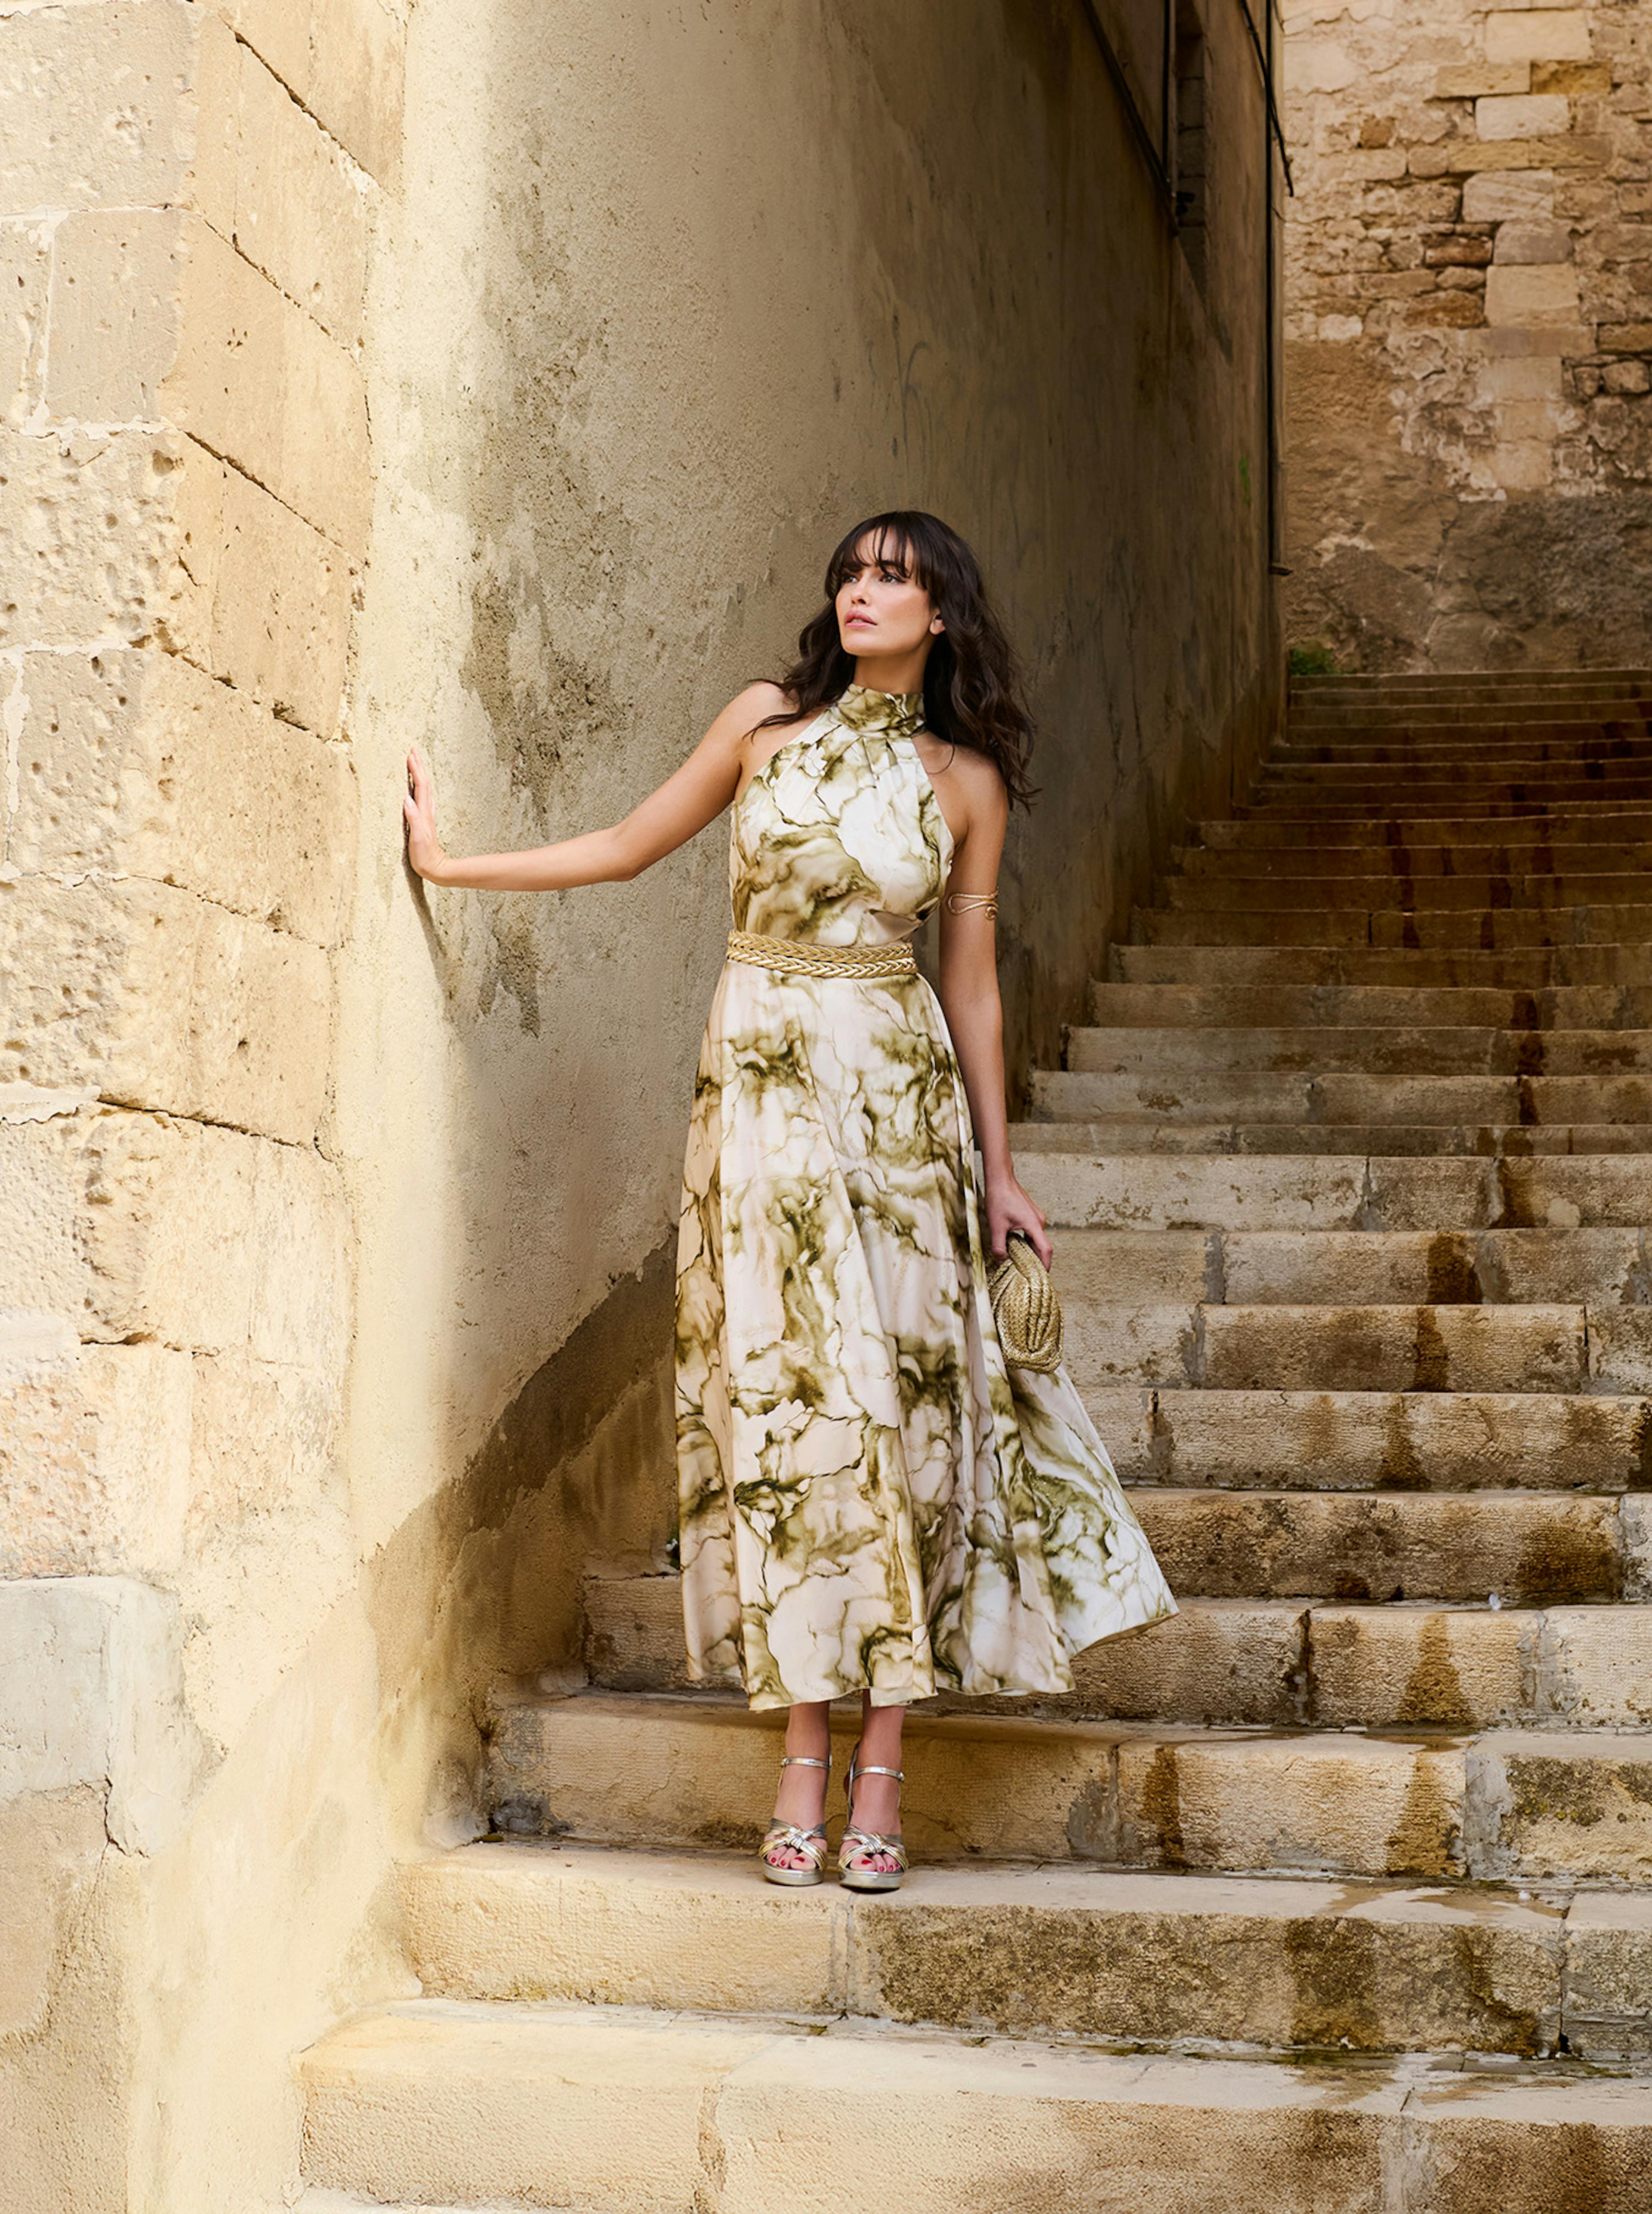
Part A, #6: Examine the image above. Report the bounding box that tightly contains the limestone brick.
[1493,220,1573,261]
[211,0,405,184]
[0,423,344,727]
[45,210,370,554]
[0,220,49,427]
[233,42,369,346]
[0,1109,348,1364]
[1602,358,1652,394]
[1484,10,1593,64]
[306,0,406,186]
[0,1,216,217]
[0,428,203,655]
[166,446,352,734]
[1461,167,1556,219]
[9,647,356,947]
[1436,65,1532,98]
[0,1331,191,1579]
[1532,59,1612,96]
[1485,258,1583,320]
[1537,1606,1652,1725]
[0,1574,209,1854]
[1476,93,1573,139]
[1115,1736,1466,1877]
[0,876,332,1145]
[1467,1732,1652,1880]
[1488,354,1568,398]
[1310,1604,1532,1727]
[212,0,313,105]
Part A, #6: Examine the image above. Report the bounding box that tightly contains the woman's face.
[834,538,943,662]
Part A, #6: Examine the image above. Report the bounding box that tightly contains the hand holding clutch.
[988,1232,1063,1374]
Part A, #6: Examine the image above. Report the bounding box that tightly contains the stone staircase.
[300,670,1652,2211]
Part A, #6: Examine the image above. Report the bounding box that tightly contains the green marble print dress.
[675,683,1176,1711]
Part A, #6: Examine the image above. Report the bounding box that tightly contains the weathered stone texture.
[0,1322,191,1579]
[1284,0,1652,666]
[48,209,369,552]
[8,649,355,948]
[0,1109,348,1362]
[0,876,332,1143]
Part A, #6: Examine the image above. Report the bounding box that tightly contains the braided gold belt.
[726,929,917,980]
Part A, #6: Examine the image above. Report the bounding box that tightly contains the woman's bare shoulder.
[720,679,793,730]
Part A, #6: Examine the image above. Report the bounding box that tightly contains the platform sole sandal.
[838,1743,909,1893]
[758,1751,831,1887]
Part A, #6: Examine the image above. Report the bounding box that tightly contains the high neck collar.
[834,682,925,741]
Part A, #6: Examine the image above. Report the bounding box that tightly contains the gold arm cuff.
[944,890,998,920]
[726,930,917,980]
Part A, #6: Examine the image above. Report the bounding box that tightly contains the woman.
[404,511,1176,1892]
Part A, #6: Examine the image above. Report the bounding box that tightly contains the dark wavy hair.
[756,511,1036,808]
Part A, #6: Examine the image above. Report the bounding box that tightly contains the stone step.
[1016,1145,1652,1230]
[1290,667,1652,690]
[400,1843,1652,2063]
[1080,983,1647,1032]
[1133,904,1652,948]
[1162,872,1652,912]
[1133,1486,1637,1603]
[1034,1068,1652,1122]
[1066,1024,1652,1075]
[297,1997,1652,2214]
[1110,942,1652,988]
[1174,839,1652,879]
[1014,1120,1652,1158]
[1259,759,1652,789]
[1287,716,1652,736]
[1287,707,1652,726]
[1076,1385,1650,1495]
[1282,743,1652,767]
[1199,808,1652,847]
[1057,1299,1651,1397]
[1084,982,1652,1028]
[1279,747,1652,776]
[1043,1226,1652,1308]
[583,1577,1652,1731]
[1237,796,1652,824]
[483,1692,1652,1880]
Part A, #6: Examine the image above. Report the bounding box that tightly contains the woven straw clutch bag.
[987,1233,1063,1374]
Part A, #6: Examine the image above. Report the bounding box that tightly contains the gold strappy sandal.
[838,1743,909,1893]
[758,1752,831,1887]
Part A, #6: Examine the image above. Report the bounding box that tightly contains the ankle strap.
[854,1764,903,1780]
[780,1754,829,1770]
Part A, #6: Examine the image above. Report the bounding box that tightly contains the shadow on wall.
[366,1243,677,1842]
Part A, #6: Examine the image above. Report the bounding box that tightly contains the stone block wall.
[1282,0,1652,667]
[0,3,405,2205]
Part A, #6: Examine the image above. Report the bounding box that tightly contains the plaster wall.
[1,0,1279,2205]
[1282,0,1652,668]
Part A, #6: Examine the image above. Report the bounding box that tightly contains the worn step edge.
[1016,1148,1652,1232]
[1014,1122,1652,1158]
[582,1578,1652,1731]
[1072,1385,1652,1495]
[484,1693,1652,1882]
[298,1998,1652,2214]
[400,1843,1652,2061]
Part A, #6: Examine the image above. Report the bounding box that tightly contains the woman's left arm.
[934,765,1051,1269]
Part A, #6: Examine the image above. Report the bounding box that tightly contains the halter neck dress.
[675,683,1175,1710]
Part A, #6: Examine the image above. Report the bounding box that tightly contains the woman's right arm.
[404,681,787,890]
